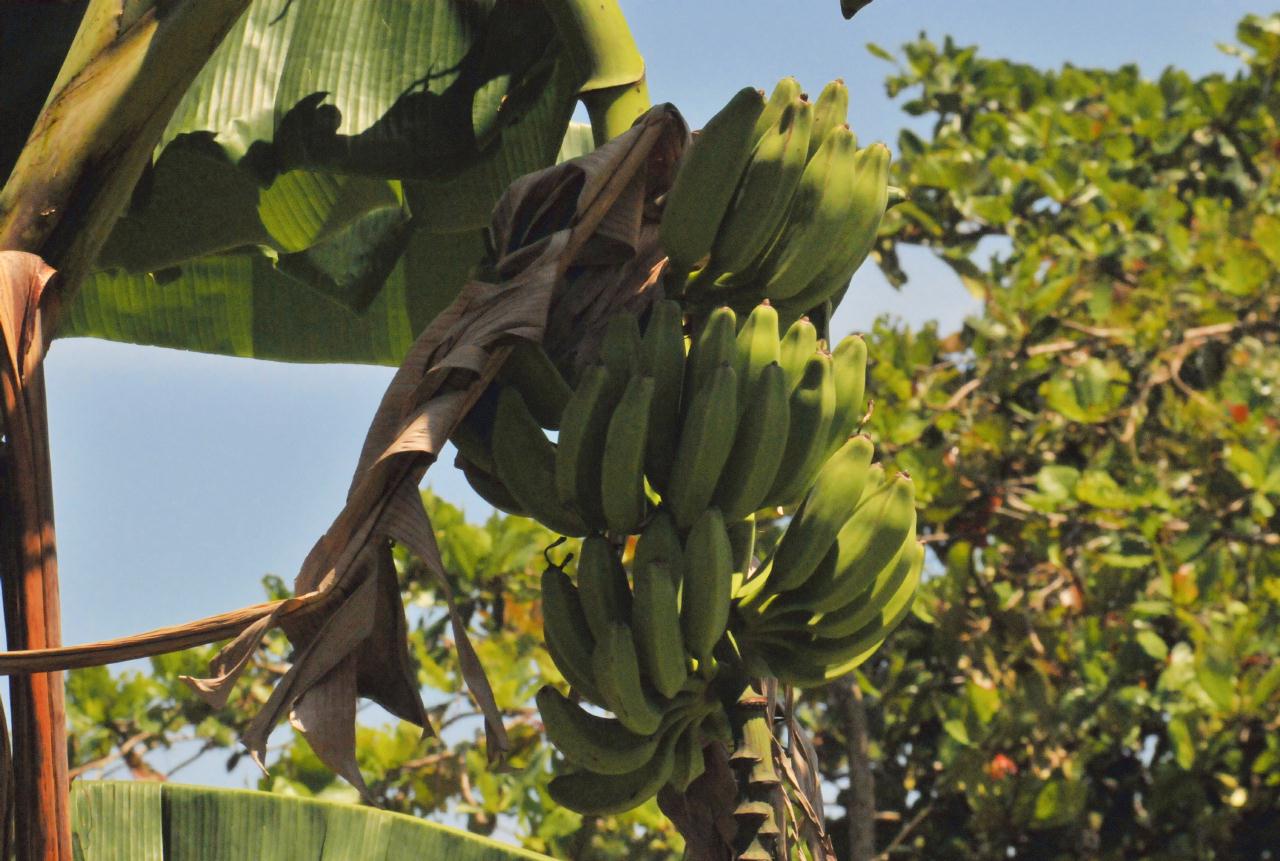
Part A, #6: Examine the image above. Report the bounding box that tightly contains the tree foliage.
[806,14,1280,860]
[64,13,1280,861]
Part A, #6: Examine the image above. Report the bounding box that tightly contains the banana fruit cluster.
[732,451,923,688]
[537,509,738,815]
[660,78,891,323]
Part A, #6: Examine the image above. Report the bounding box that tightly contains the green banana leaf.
[50,0,638,366]
[71,780,553,860]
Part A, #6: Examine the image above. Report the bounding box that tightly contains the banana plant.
[0,1,645,859]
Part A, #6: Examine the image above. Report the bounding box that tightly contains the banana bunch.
[660,78,891,323]
[537,510,740,814]
[732,451,923,688]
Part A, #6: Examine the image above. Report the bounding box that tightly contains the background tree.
[805,14,1280,860]
[62,13,1280,860]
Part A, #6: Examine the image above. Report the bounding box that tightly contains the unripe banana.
[752,467,887,617]
[641,300,687,494]
[577,535,632,641]
[777,143,891,321]
[537,685,659,775]
[764,351,837,508]
[593,621,666,735]
[498,341,572,430]
[727,514,757,588]
[756,125,859,304]
[686,305,737,396]
[754,77,803,143]
[772,473,916,615]
[457,454,526,517]
[713,362,790,520]
[680,508,734,662]
[600,313,644,391]
[709,97,814,278]
[547,710,686,815]
[827,335,868,454]
[665,363,739,529]
[601,374,655,534]
[660,87,767,275]
[733,301,781,413]
[542,564,605,705]
[635,509,685,574]
[777,316,818,393]
[764,434,876,593]
[492,387,588,536]
[668,724,708,793]
[555,364,616,530]
[753,543,922,686]
[450,408,496,475]
[632,560,690,699]
[809,537,923,638]
[808,79,850,160]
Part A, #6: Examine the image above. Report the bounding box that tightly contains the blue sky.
[18,1,1263,787]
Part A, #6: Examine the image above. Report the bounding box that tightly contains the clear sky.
[14,1,1262,788]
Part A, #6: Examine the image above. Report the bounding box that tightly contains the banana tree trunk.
[0,2,252,857]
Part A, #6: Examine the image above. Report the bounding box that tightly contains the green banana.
[450,408,496,475]
[601,374,655,534]
[456,454,526,517]
[763,351,837,508]
[777,316,818,393]
[680,508,734,662]
[777,143,891,321]
[752,468,888,618]
[541,564,605,705]
[641,300,687,494]
[754,544,922,686]
[634,509,685,574]
[733,301,781,413]
[808,79,850,160]
[686,305,737,396]
[547,710,687,815]
[727,514,757,588]
[756,125,859,304]
[753,77,802,143]
[492,387,587,536]
[770,472,916,615]
[827,334,868,454]
[667,724,707,793]
[577,535,632,641]
[593,621,667,735]
[809,537,923,638]
[664,363,739,529]
[763,435,876,593]
[660,86,766,275]
[632,559,690,699]
[536,685,660,775]
[708,97,814,278]
[497,341,572,430]
[554,364,616,530]
[713,361,790,520]
[599,313,644,389]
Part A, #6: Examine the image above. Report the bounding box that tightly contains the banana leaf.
[70,780,553,860]
[50,0,642,366]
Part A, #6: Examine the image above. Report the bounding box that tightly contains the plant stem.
[1,362,69,861]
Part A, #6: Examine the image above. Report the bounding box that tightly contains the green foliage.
[804,15,1280,860]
